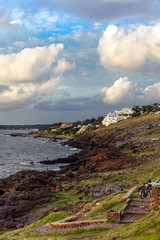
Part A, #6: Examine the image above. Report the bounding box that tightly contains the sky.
[0,0,160,124]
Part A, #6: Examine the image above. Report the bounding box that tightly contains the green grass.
[76,177,102,187]
[8,228,110,240]
[82,192,125,220]
[1,163,160,240]
[52,189,84,208]
[2,211,160,240]
[120,148,133,154]
[98,210,160,240]
[0,212,72,239]
[28,188,85,217]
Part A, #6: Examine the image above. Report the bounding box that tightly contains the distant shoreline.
[10,132,73,140]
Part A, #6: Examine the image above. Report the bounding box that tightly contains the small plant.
[152,205,159,211]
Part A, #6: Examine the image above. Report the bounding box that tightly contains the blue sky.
[0,0,159,124]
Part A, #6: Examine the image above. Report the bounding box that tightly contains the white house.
[102,108,133,127]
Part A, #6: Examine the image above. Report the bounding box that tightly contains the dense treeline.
[132,103,160,117]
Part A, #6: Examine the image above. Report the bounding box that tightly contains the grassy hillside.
[1,114,160,240]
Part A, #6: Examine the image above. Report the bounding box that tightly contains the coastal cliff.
[0,114,160,232]
[40,114,160,173]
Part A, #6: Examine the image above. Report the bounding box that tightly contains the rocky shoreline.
[40,128,160,174]
[0,115,160,230]
[10,132,72,140]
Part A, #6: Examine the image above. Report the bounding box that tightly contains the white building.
[102,108,133,127]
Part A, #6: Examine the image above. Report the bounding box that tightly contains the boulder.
[0,200,5,206]
[86,183,123,198]
[0,206,15,220]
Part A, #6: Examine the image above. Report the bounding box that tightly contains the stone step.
[130,198,151,202]
[125,206,149,214]
[129,201,150,207]
[124,210,148,216]
[129,198,151,207]
[121,213,143,223]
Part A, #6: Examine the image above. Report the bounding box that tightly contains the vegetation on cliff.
[0,110,160,239]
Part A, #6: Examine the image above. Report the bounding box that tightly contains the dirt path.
[65,235,100,240]
[25,222,122,235]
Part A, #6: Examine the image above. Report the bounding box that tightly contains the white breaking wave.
[20,162,31,166]
[69,147,78,151]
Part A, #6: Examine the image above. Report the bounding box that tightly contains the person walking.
[146,179,152,197]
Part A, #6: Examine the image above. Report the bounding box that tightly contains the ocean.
[0,130,80,179]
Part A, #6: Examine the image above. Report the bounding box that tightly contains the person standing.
[146,179,152,197]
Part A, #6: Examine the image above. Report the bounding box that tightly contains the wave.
[20,162,32,166]
[38,140,48,143]
[69,147,78,151]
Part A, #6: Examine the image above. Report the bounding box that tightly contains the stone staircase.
[121,198,151,223]
[49,197,152,232]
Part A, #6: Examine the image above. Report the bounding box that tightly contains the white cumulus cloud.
[0,76,60,110]
[0,44,64,85]
[101,77,138,104]
[101,77,160,105]
[54,58,75,75]
[144,82,160,103]
[0,44,76,111]
[98,24,160,72]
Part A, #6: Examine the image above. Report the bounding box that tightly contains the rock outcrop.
[0,170,58,229]
[86,183,123,198]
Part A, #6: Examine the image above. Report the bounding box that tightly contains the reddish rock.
[16,223,24,229]
[0,170,61,230]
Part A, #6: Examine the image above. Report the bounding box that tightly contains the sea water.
[0,130,80,179]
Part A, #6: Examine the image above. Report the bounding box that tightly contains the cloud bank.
[0,44,64,85]
[0,44,74,110]
[98,24,160,72]
[29,0,159,22]
[101,77,160,105]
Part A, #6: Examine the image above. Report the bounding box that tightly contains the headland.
[0,112,160,239]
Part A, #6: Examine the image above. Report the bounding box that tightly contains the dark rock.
[16,223,24,229]
[0,206,15,220]
[0,170,61,230]
[0,200,5,206]
[15,200,35,214]
[86,183,123,198]
[3,220,17,229]
[106,174,116,180]
[0,190,4,196]
[65,171,75,178]
[35,198,51,205]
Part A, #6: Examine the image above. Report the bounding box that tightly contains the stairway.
[121,198,151,223]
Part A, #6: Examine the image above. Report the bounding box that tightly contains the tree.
[132,106,141,117]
